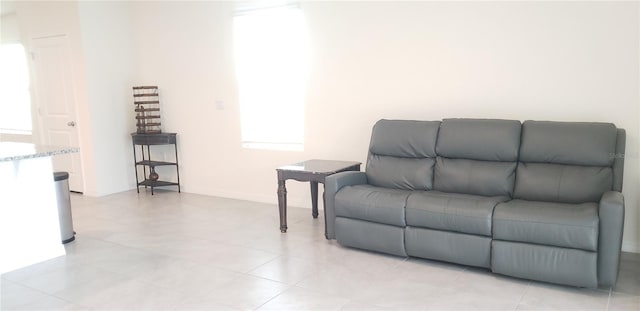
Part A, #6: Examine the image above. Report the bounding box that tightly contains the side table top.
[277,159,361,174]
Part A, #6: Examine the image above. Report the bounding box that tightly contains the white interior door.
[31,35,84,192]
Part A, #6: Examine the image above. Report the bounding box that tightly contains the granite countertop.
[0,142,79,162]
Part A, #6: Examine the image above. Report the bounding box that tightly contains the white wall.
[1,13,20,44]
[131,1,639,252]
[77,1,137,195]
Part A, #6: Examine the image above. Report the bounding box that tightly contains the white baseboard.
[622,240,639,253]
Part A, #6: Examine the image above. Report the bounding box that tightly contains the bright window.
[234,5,309,151]
[0,44,32,134]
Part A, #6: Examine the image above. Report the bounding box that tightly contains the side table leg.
[277,179,288,233]
[310,181,319,218]
[323,191,329,239]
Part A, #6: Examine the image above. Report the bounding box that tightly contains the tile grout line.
[239,271,291,286]
[1,278,78,309]
[605,286,612,311]
[244,254,284,275]
[251,284,294,311]
[513,280,531,310]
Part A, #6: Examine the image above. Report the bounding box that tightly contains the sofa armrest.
[324,171,368,239]
[598,191,625,287]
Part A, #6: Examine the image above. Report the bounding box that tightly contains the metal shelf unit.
[131,132,181,195]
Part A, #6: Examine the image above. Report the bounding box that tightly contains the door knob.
[67,121,76,127]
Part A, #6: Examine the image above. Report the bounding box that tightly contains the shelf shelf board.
[138,180,179,187]
[135,108,160,112]
[136,160,177,166]
[135,115,161,120]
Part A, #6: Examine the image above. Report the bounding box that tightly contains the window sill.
[242,142,303,151]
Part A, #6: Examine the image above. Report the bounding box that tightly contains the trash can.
[54,172,75,244]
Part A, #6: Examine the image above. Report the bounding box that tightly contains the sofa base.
[335,217,407,257]
[491,240,597,288]
[405,226,491,268]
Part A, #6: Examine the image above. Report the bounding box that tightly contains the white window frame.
[0,43,33,135]
[233,4,309,151]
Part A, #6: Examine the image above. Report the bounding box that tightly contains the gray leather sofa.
[325,119,625,288]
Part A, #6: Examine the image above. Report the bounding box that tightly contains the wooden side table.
[276,159,361,236]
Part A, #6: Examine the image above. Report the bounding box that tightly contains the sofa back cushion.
[514,163,612,203]
[366,119,440,190]
[434,158,517,198]
[436,118,521,161]
[434,119,521,197]
[519,121,617,166]
[514,121,618,203]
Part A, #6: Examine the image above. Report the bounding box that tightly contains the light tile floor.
[1,190,639,310]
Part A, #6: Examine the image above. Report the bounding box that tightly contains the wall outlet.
[215,100,225,110]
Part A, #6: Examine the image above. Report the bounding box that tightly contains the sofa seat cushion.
[335,185,410,227]
[493,199,598,251]
[406,191,508,236]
